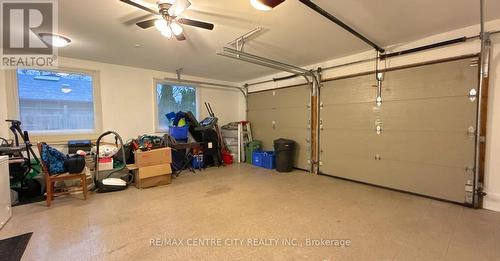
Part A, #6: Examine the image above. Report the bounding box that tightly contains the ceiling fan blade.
[175,33,187,41]
[178,18,214,30]
[168,0,191,17]
[136,18,158,29]
[120,0,159,15]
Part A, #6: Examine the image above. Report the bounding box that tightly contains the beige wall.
[245,19,500,212]
[0,70,7,139]
[0,57,245,143]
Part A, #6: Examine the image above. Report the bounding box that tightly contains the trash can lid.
[273,138,295,145]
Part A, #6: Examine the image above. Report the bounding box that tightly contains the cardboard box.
[135,173,171,189]
[137,164,172,179]
[134,148,172,167]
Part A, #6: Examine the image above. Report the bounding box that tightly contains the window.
[15,68,98,134]
[155,82,197,131]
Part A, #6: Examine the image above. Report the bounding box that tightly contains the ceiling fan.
[120,0,215,41]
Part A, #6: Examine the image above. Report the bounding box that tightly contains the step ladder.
[237,121,253,163]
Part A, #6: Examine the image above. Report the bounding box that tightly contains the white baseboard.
[483,192,500,212]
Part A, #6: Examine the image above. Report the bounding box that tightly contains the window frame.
[5,67,103,142]
[153,79,200,133]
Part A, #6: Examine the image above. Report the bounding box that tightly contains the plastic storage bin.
[252,150,275,169]
[252,150,263,167]
[169,126,189,140]
[192,154,204,169]
[261,151,275,169]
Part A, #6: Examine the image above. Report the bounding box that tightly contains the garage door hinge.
[468,89,477,102]
[465,166,475,173]
[320,102,324,109]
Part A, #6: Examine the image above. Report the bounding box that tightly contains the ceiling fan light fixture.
[161,27,173,39]
[250,0,285,11]
[168,0,191,16]
[154,19,169,32]
[170,21,183,36]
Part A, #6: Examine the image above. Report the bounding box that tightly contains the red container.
[222,151,233,165]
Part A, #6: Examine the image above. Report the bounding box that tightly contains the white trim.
[483,192,500,212]
[6,67,103,140]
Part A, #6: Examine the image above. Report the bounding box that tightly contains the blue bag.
[41,143,67,175]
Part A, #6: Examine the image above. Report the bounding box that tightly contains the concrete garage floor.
[1,164,499,261]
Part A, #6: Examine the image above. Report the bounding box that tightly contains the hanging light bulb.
[250,0,285,11]
[168,0,191,16]
[250,0,272,11]
[161,27,173,39]
[155,19,169,32]
[170,21,183,36]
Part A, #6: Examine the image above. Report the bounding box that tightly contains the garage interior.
[1,0,500,260]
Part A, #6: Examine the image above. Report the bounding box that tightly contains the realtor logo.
[1,0,58,68]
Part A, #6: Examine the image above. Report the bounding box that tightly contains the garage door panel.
[379,161,466,203]
[322,74,376,104]
[274,107,309,129]
[321,130,378,159]
[322,103,378,130]
[383,58,478,101]
[274,85,309,108]
[376,132,475,168]
[322,154,466,203]
[321,129,474,168]
[380,97,476,131]
[248,109,277,151]
[321,155,381,184]
[247,91,275,110]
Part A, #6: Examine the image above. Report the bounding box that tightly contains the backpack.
[41,143,67,175]
[64,155,86,174]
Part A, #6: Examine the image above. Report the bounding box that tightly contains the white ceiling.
[57,0,500,82]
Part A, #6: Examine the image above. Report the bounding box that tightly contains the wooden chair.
[37,142,88,207]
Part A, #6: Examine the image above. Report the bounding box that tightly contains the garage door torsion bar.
[162,77,247,97]
[218,52,304,76]
[222,47,310,74]
[298,0,385,53]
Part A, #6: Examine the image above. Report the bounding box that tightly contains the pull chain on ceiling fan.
[120,0,215,41]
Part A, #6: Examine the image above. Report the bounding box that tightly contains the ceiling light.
[250,0,286,11]
[38,33,71,47]
[168,0,191,16]
[161,28,173,39]
[155,19,169,32]
[170,21,183,36]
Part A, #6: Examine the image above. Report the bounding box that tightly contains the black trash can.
[273,138,296,172]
